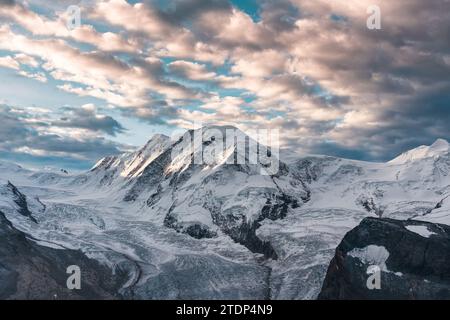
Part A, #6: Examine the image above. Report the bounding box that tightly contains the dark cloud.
[0,105,128,169]
[260,0,300,32]
[308,86,450,162]
[119,102,180,125]
[53,105,126,136]
[308,141,373,162]
[0,0,15,6]
[161,0,232,24]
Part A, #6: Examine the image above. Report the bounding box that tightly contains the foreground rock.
[319,217,450,300]
[0,210,125,299]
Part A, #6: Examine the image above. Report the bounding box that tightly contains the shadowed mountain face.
[319,217,450,300]
[0,210,125,300]
[0,127,449,299]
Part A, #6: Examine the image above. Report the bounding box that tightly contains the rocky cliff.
[319,217,450,299]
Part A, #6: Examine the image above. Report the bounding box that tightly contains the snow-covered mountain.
[1,126,449,299]
[389,138,450,164]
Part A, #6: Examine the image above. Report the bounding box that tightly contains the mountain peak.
[144,133,170,147]
[389,138,449,164]
[191,124,242,136]
[430,138,449,151]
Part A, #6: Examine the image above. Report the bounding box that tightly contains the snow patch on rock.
[348,245,390,271]
[405,225,436,238]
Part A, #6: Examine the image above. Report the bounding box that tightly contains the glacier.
[0,126,449,299]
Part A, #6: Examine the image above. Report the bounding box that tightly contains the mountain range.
[1,126,449,299]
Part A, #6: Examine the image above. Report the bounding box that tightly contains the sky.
[0,0,449,170]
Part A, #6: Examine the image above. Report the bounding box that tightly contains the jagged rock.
[163,213,217,239]
[319,217,450,300]
[0,181,38,223]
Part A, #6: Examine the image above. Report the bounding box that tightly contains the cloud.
[0,104,129,168]
[0,0,450,162]
[0,55,20,70]
[18,70,47,82]
[168,60,217,81]
[229,49,288,78]
[0,1,138,52]
[53,104,126,136]
[0,53,47,82]
[0,0,15,6]
[14,53,39,67]
[0,25,197,109]
[91,0,177,39]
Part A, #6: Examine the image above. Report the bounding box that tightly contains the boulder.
[319,217,450,299]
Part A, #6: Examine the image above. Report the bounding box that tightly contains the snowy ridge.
[389,139,450,164]
[92,133,171,179]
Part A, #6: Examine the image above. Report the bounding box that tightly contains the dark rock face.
[319,217,450,300]
[356,195,384,217]
[163,213,218,239]
[0,210,125,299]
[4,181,37,223]
[232,221,278,260]
[261,194,299,220]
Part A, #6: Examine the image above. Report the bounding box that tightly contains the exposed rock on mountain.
[0,181,43,223]
[319,217,450,300]
[0,210,125,299]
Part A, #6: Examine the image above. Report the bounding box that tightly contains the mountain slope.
[0,208,125,299]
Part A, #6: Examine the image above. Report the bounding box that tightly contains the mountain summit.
[389,139,449,164]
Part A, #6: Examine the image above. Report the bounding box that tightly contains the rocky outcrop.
[163,212,218,239]
[3,181,38,223]
[319,217,450,300]
[0,210,126,299]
